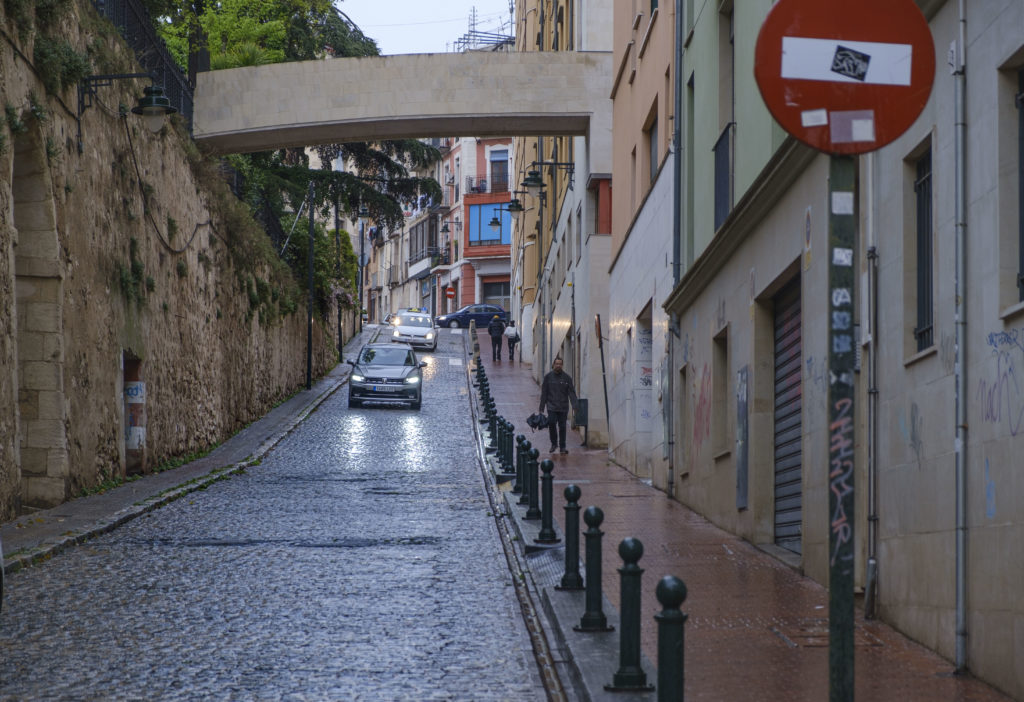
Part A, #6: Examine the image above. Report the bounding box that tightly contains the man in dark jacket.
[539,357,578,453]
[487,315,506,361]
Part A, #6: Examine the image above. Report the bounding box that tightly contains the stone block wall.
[0,2,345,520]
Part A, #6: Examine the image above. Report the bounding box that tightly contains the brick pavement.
[474,330,1013,702]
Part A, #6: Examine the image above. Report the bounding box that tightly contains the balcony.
[464,174,510,194]
[407,246,441,279]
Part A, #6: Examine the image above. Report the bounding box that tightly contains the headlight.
[405,376,420,384]
[426,332,434,339]
[393,329,401,337]
[351,374,365,382]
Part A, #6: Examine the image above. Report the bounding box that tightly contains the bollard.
[655,575,688,702]
[556,485,584,591]
[486,401,498,452]
[518,441,533,504]
[502,419,513,471]
[495,416,507,463]
[574,506,614,632]
[513,435,526,494]
[524,448,541,519]
[535,459,560,543]
[605,538,654,692]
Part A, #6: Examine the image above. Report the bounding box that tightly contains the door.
[773,279,803,554]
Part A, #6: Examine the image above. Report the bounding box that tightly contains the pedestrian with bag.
[539,357,578,454]
[487,315,506,361]
[504,320,520,361]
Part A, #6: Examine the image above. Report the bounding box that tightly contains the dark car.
[436,304,507,329]
[347,343,426,410]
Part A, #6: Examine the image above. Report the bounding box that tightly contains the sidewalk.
[471,330,1014,702]
[1,325,381,574]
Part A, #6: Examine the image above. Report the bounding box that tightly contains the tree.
[144,0,441,310]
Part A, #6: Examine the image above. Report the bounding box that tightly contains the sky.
[338,1,515,55]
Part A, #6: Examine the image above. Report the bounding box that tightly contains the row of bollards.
[473,351,688,700]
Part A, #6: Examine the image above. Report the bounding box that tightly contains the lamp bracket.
[530,160,576,190]
[78,73,153,117]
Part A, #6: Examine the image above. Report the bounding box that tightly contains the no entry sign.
[754,0,935,154]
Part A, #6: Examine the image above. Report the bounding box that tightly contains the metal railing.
[464,174,510,194]
[91,0,194,132]
[408,246,441,266]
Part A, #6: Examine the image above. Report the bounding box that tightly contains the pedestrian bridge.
[193,51,613,154]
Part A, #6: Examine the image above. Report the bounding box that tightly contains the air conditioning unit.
[445,175,455,185]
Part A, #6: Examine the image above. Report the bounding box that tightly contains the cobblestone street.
[0,331,545,701]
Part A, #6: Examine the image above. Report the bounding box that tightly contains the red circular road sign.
[445,288,456,299]
[754,0,935,155]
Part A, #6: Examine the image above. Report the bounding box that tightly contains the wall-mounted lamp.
[77,73,177,150]
[530,160,576,190]
[521,170,545,197]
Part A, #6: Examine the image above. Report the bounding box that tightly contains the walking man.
[487,315,506,361]
[539,357,578,454]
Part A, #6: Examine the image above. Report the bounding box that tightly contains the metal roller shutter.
[773,279,803,554]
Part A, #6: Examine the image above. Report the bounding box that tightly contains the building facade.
[650,0,1023,696]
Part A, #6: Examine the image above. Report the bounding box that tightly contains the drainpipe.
[665,0,685,497]
[953,0,968,672]
[864,149,879,618]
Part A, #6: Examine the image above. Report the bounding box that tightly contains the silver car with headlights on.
[347,343,426,410]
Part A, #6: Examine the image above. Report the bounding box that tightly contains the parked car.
[436,304,507,329]
[347,343,426,409]
[390,313,438,351]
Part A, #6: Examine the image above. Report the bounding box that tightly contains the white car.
[390,313,438,351]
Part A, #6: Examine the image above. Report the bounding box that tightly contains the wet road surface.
[0,330,545,700]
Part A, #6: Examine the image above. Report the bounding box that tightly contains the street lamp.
[77,73,177,151]
[358,205,369,332]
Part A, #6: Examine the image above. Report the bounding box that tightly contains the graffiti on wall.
[976,347,1024,437]
[829,396,855,571]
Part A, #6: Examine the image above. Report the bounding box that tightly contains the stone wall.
[0,2,347,520]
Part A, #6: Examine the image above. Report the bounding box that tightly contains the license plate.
[372,385,398,392]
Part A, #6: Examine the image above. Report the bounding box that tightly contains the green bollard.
[518,441,533,505]
[535,459,560,543]
[606,538,654,692]
[503,421,516,473]
[575,506,614,632]
[524,448,541,519]
[655,575,688,702]
[513,435,526,494]
[556,485,584,591]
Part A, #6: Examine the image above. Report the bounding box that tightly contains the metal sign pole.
[827,154,856,702]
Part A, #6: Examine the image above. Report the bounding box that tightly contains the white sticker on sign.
[832,192,854,215]
[851,118,876,142]
[832,248,854,266]
[781,36,912,86]
[801,109,828,127]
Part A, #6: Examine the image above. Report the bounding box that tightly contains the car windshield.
[396,315,432,327]
[359,347,416,366]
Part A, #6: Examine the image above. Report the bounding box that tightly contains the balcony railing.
[408,246,441,266]
[464,174,510,194]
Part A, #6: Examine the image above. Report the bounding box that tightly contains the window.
[647,116,659,186]
[713,124,733,230]
[914,148,934,350]
[712,328,730,455]
[489,149,509,193]
[468,203,511,246]
[1017,69,1024,301]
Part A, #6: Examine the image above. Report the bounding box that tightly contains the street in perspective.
[0,329,546,700]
